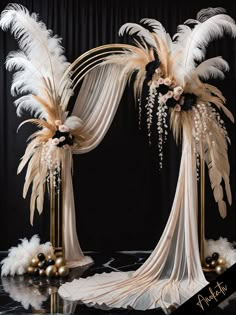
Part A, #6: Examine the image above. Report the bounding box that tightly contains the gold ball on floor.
[210,260,217,268]
[27,266,35,274]
[38,261,44,269]
[45,265,57,277]
[217,257,227,266]
[55,257,66,268]
[39,269,46,276]
[58,266,69,277]
[47,254,56,261]
[204,263,211,269]
[31,257,39,267]
[215,265,226,275]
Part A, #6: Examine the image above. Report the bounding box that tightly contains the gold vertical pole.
[200,156,211,272]
[50,168,65,259]
[200,156,205,266]
[50,174,55,251]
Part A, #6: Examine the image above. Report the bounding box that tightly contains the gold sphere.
[58,266,69,277]
[215,265,226,275]
[39,269,46,276]
[210,260,217,268]
[38,261,44,269]
[31,257,39,267]
[45,265,57,277]
[55,257,66,268]
[27,266,35,274]
[47,254,56,261]
[217,257,227,266]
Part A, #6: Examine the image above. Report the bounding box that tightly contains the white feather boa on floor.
[205,237,236,267]
[1,235,52,276]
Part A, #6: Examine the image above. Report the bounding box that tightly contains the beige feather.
[218,200,227,219]
[213,185,224,202]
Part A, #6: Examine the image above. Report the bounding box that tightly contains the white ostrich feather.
[205,237,236,267]
[140,18,172,50]
[0,3,72,116]
[119,23,156,47]
[65,116,83,130]
[195,57,229,80]
[172,10,236,84]
[196,7,227,22]
[0,235,52,276]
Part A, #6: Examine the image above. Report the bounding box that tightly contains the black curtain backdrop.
[0,0,236,252]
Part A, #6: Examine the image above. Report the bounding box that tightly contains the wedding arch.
[1,4,235,311]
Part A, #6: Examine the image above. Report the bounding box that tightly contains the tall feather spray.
[104,7,236,217]
[0,4,84,224]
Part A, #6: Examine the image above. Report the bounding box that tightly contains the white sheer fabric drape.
[64,64,127,267]
[59,126,208,310]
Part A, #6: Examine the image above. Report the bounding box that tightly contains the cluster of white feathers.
[205,237,236,267]
[1,235,52,276]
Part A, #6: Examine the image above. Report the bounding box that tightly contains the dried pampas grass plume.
[1,235,52,276]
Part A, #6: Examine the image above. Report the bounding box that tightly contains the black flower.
[181,93,197,111]
[145,58,161,81]
[158,84,170,95]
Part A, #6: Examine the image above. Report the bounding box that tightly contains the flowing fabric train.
[59,126,208,311]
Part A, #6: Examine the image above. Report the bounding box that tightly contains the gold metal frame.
[50,171,64,258]
[56,43,210,269]
[51,44,134,258]
[199,157,212,272]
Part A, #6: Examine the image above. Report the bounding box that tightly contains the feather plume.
[172,11,236,85]
[196,7,226,22]
[205,237,236,267]
[0,4,86,224]
[140,18,172,50]
[195,57,229,80]
[0,4,72,114]
[119,23,156,47]
[0,235,52,276]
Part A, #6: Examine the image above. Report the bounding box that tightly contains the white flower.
[52,138,59,146]
[59,125,69,132]
[158,78,164,85]
[162,95,168,103]
[164,78,171,86]
[166,91,173,98]
[55,120,62,126]
[174,94,180,101]
[174,86,183,95]
[170,79,176,88]
[174,104,181,112]
[155,68,161,74]
[63,144,69,150]
[59,136,65,142]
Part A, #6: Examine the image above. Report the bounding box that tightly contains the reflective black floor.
[0,252,236,314]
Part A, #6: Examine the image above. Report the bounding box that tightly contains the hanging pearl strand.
[193,104,204,179]
[146,85,156,145]
[138,98,142,130]
[156,100,168,169]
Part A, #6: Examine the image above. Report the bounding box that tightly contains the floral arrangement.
[103,7,235,217]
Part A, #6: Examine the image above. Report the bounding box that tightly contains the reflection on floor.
[0,252,236,314]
